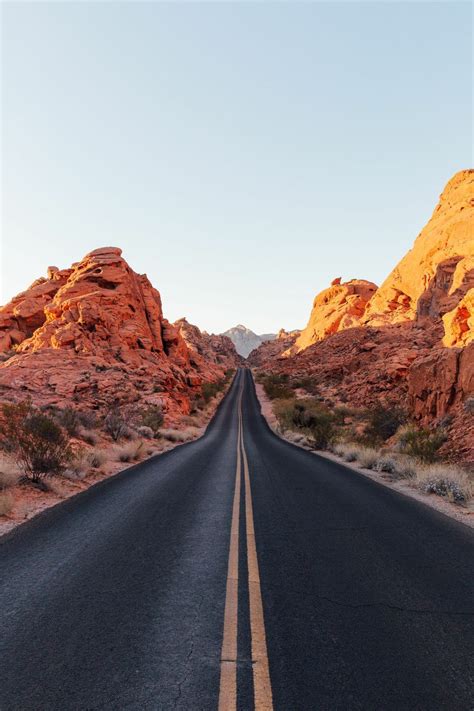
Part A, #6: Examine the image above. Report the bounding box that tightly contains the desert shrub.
[290,376,318,395]
[87,448,107,469]
[417,465,473,503]
[104,407,128,441]
[364,404,406,444]
[0,491,14,516]
[273,399,299,431]
[114,441,144,463]
[56,407,80,436]
[43,478,65,496]
[224,368,235,381]
[305,412,336,450]
[180,415,196,426]
[262,374,294,400]
[464,397,474,414]
[356,447,379,470]
[160,428,196,443]
[78,428,99,446]
[0,454,21,488]
[333,405,353,425]
[201,380,226,403]
[137,425,154,439]
[397,425,446,463]
[140,405,164,435]
[0,401,72,483]
[78,410,99,429]
[416,463,474,504]
[438,414,454,429]
[333,442,360,462]
[392,456,418,480]
[191,397,206,413]
[274,398,336,449]
[375,456,397,474]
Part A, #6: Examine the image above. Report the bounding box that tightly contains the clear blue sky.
[1,1,472,333]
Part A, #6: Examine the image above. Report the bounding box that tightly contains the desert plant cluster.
[257,371,473,506]
[0,370,234,521]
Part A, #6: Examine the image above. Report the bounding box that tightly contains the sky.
[1,1,472,334]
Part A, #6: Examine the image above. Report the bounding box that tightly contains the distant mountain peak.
[221,324,277,358]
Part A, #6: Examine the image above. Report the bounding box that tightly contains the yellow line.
[218,380,243,711]
[218,372,273,710]
[241,402,274,710]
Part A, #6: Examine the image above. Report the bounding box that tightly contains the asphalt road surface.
[1,369,473,710]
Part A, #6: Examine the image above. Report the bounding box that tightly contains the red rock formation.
[364,169,473,326]
[174,318,242,372]
[442,290,474,347]
[248,329,300,366]
[249,171,474,464]
[0,248,239,420]
[287,279,377,355]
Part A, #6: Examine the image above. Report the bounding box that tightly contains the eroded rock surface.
[0,248,240,420]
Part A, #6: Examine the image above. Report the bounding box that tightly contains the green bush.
[306,412,336,450]
[364,404,406,444]
[201,379,226,403]
[262,374,294,400]
[140,405,164,435]
[398,425,446,463]
[0,401,72,483]
[290,376,319,395]
[274,398,336,450]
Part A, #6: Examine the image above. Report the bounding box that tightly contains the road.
[0,368,473,710]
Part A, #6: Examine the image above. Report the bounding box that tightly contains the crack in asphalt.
[172,594,205,709]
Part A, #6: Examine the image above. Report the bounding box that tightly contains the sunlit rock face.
[285,278,377,356]
[0,247,239,421]
[363,169,473,327]
[248,171,474,464]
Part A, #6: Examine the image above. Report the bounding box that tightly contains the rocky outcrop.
[0,248,236,420]
[286,279,377,355]
[174,318,241,371]
[0,268,71,354]
[247,329,300,366]
[442,290,474,347]
[407,343,473,419]
[364,169,474,326]
[250,171,474,464]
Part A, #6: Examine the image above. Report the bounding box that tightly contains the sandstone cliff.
[364,169,473,331]
[0,248,239,420]
[174,318,243,370]
[249,171,474,463]
[287,278,377,355]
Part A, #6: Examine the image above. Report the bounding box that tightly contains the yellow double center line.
[218,378,273,710]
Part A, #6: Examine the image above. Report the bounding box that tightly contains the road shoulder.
[254,382,474,530]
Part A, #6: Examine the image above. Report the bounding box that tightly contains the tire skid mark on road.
[218,373,274,711]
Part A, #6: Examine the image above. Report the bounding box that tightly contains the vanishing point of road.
[1,369,473,710]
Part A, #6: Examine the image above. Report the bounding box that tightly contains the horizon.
[2,2,472,333]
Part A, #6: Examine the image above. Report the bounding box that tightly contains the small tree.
[0,401,71,483]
